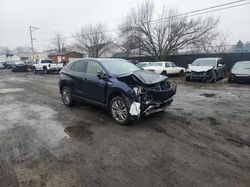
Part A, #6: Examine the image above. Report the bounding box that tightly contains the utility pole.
[29,26,39,59]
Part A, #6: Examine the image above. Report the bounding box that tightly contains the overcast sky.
[0,0,250,51]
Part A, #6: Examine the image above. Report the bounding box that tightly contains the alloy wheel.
[62,87,71,105]
[111,100,128,123]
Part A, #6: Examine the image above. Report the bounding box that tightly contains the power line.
[34,0,250,44]
[169,2,250,21]
[150,0,249,23]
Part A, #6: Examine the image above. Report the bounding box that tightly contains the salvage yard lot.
[0,70,249,187]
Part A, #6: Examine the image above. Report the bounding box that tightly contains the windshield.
[15,61,25,65]
[136,63,147,68]
[101,60,140,75]
[192,59,217,66]
[233,61,250,69]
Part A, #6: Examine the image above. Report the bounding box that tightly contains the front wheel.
[206,71,217,83]
[110,96,130,125]
[61,86,75,107]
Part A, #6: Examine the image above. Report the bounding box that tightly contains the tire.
[61,86,75,107]
[222,71,226,79]
[161,71,167,76]
[206,71,216,83]
[110,96,130,125]
[179,70,184,76]
[33,67,37,73]
[186,76,190,81]
[44,67,48,74]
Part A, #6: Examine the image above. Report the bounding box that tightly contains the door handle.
[82,77,87,80]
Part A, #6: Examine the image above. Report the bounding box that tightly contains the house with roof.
[48,51,86,63]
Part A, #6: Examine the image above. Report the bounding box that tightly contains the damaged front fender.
[117,70,177,118]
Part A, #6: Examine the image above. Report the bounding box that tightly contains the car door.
[170,62,179,74]
[165,62,171,74]
[84,60,107,104]
[71,60,87,98]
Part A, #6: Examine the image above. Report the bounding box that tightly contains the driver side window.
[86,61,103,75]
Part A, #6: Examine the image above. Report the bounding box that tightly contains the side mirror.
[97,70,107,80]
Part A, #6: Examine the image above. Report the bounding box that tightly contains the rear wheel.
[43,67,48,74]
[33,67,37,73]
[110,96,130,125]
[161,71,167,76]
[61,86,75,107]
[179,70,184,76]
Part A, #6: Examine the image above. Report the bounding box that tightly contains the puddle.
[0,103,68,148]
[200,93,217,98]
[0,88,24,94]
[64,126,93,139]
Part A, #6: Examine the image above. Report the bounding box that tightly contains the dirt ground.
[0,69,249,187]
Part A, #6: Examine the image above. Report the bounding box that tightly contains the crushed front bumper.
[186,72,209,81]
[142,84,177,115]
[143,98,173,116]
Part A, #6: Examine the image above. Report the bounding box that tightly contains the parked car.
[12,61,28,72]
[59,58,177,125]
[136,62,150,69]
[186,58,226,83]
[5,61,15,69]
[33,59,63,74]
[0,63,5,69]
[229,61,250,83]
[144,62,185,75]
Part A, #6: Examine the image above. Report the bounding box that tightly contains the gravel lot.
[0,70,249,187]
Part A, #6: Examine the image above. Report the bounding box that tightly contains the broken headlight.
[133,86,144,96]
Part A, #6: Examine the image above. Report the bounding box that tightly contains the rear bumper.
[49,67,62,71]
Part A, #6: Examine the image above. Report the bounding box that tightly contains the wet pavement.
[0,70,249,187]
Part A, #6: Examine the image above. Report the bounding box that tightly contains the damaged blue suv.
[59,58,177,125]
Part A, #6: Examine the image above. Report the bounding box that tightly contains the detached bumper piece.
[144,98,173,116]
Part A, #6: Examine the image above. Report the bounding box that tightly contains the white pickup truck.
[33,59,63,74]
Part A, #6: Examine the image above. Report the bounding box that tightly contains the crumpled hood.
[117,70,167,85]
[232,68,250,75]
[188,65,214,72]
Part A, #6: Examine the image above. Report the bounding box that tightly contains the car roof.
[195,58,222,61]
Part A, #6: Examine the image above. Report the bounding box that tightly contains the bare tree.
[52,32,65,52]
[191,30,230,54]
[119,1,219,60]
[74,23,112,58]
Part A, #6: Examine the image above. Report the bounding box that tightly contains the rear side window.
[86,61,102,75]
[170,62,177,67]
[41,60,53,64]
[73,60,86,73]
[165,63,170,67]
